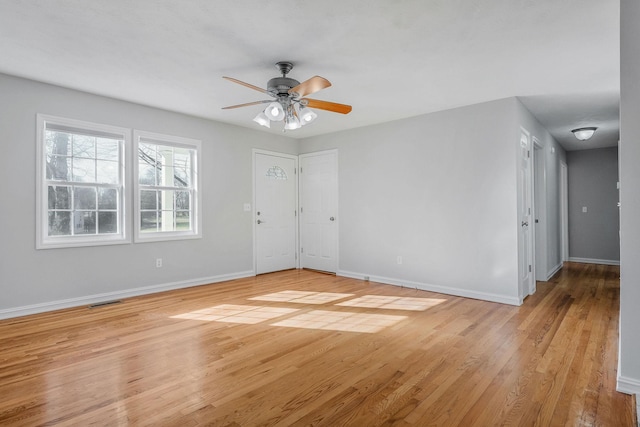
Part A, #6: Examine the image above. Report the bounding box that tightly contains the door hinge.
[527,150,530,158]
[294,168,297,174]
[300,167,303,173]
[528,265,532,272]
[300,207,303,213]
[295,210,297,217]
[295,252,298,260]
[301,247,304,253]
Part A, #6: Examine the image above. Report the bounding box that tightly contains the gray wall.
[618,0,640,396]
[0,73,298,316]
[0,73,564,316]
[567,147,620,263]
[300,98,522,304]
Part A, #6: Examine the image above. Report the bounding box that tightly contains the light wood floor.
[0,262,636,426]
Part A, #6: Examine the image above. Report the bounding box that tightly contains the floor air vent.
[88,300,122,309]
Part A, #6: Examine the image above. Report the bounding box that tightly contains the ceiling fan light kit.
[223,61,352,131]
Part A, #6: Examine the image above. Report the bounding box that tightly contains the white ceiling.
[0,0,619,150]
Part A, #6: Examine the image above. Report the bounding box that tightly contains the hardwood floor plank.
[0,264,636,426]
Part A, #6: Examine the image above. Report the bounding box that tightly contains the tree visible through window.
[37,115,128,249]
[134,131,201,242]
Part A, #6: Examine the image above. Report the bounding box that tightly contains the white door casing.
[254,150,297,274]
[560,161,569,262]
[299,150,338,273]
[519,129,535,299]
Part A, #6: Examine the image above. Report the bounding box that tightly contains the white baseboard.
[0,270,255,320]
[568,257,620,266]
[337,270,521,306]
[618,375,640,395]
[546,262,563,280]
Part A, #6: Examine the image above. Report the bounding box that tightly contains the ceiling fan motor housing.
[268,77,300,97]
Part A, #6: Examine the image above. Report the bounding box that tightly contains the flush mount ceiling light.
[571,127,597,141]
[222,62,352,131]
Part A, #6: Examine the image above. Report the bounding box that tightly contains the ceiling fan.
[222,61,352,130]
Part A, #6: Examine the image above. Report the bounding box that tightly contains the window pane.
[174,149,191,187]
[96,138,119,161]
[46,155,71,180]
[140,190,157,210]
[74,211,96,234]
[48,211,71,236]
[140,211,158,232]
[159,190,173,210]
[48,185,71,209]
[73,158,96,182]
[266,166,287,180]
[138,143,157,162]
[175,191,190,210]
[98,188,118,210]
[138,162,157,185]
[74,187,96,209]
[72,134,96,158]
[97,160,119,184]
[98,212,117,234]
[46,130,72,157]
[160,210,173,231]
[176,211,191,230]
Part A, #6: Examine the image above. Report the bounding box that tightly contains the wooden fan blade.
[289,76,331,97]
[223,76,270,95]
[222,100,272,110]
[303,98,352,114]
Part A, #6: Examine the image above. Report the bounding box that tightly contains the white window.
[134,130,201,242]
[36,115,130,249]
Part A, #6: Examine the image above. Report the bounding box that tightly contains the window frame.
[36,114,131,249]
[133,130,202,243]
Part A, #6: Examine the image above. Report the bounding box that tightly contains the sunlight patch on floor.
[336,295,446,311]
[249,290,354,305]
[171,304,299,324]
[271,310,407,333]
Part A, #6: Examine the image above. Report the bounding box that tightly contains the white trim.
[617,375,640,395]
[568,257,620,266]
[133,130,202,243]
[546,262,563,281]
[560,162,569,262]
[337,270,521,306]
[0,270,254,320]
[36,114,132,249]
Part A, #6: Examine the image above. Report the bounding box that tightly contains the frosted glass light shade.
[571,127,597,141]
[253,111,270,128]
[284,114,301,130]
[265,102,285,121]
[299,107,317,125]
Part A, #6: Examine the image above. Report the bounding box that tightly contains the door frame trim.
[299,149,339,273]
[519,127,535,302]
[252,149,299,274]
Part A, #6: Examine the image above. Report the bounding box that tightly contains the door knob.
[257,219,265,224]
[521,221,528,227]
[330,217,335,221]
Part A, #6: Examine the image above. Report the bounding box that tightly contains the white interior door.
[254,151,297,274]
[300,150,338,273]
[519,130,535,298]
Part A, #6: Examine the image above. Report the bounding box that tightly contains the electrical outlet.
[397,256,403,265]
[156,258,162,268]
